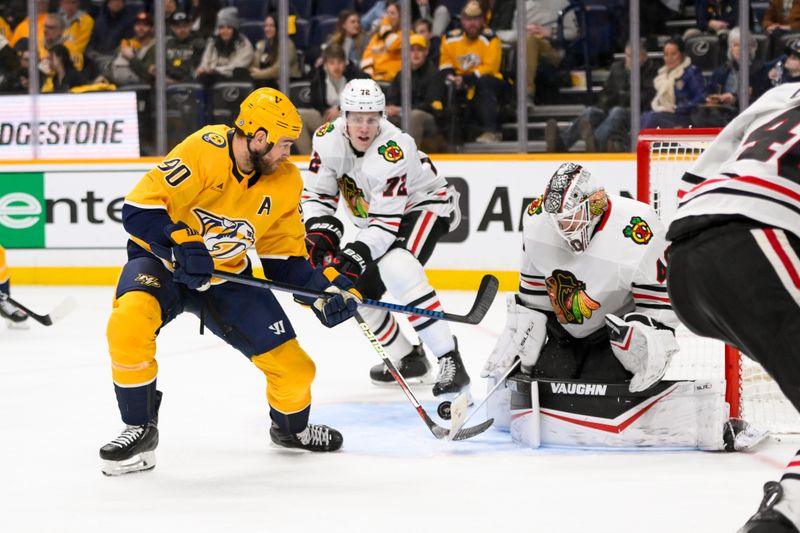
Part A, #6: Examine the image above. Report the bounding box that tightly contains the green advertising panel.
[0,173,46,248]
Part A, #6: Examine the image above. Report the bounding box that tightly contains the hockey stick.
[0,291,77,326]
[449,359,521,441]
[212,270,499,325]
[354,311,492,441]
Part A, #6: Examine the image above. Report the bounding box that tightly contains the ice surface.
[0,286,796,533]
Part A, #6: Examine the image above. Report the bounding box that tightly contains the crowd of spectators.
[2,0,800,154]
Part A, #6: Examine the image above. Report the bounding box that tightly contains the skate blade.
[370,369,436,388]
[101,451,156,476]
[434,387,474,407]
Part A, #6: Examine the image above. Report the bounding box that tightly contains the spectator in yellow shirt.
[439,1,506,143]
[360,0,403,82]
[59,0,93,71]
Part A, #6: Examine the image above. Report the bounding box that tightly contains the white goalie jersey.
[519,194,679,336]
[302,117,457,260]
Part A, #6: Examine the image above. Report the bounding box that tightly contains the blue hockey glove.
[164,222,214,291]
[303,267,362,328]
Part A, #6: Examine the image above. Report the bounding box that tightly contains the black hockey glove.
[164,222,214,291]
[331,241,372,281]
[305,216,344,268]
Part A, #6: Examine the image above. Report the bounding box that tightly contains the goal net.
[637,128,800,434]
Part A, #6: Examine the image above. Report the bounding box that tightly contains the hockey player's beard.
[248,145,278,176]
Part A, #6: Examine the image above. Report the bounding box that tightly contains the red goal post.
[636,128,800,432]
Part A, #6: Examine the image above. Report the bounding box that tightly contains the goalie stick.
[212,270,499,325]
[354,311,492,441]
[0,291,77,326]
[449,359,522,440]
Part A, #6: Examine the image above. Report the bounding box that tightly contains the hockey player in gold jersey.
[0,245,29,328]
[99,88,361,476]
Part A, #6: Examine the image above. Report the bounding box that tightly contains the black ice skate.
[270,422,343,452]
[0,299,29,329]
[99,391,161,476]
[739,481,800,533]
[432,339,472,420]
[369,345,432,386]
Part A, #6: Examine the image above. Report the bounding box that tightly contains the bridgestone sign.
[0,92,139,159]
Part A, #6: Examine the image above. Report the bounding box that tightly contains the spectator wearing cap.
[88,0,137,59]
[249,12,301,89]
[494,0,576,104]
[59,0,94,71]
[386,33,446,150]
[296,45,367,154]
[195,7,254,85]
[640,37,705,129]
[105,11,156,85]
[163,11,205,84]
[761,39,800,89]
[360,0,403,81]
[440,0,506,144]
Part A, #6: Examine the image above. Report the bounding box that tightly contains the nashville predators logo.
[457,53,481,72]
[193,208,255,259]
[527,196,543,216]
[202,132,227,148]
[134,273,161,288]
[378,140,404,163]
[623,216,653,245]
[338,174,370,218]
[546,269,601,325]
[315,122,335,137]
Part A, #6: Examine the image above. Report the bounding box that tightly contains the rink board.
[0,154,636,289]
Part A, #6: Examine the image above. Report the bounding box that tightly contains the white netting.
[639,131,800,434]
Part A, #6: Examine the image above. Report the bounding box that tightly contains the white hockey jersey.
[302,117,457,259]
[670,83,800,240]
[518,194,678,338]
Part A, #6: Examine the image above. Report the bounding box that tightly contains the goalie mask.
[543,163,608,253]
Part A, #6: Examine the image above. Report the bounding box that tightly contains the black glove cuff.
[336,241,373,276]
[305,216,344,244]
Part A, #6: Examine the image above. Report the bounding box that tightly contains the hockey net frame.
[637,128,799,433]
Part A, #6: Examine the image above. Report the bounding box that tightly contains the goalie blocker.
[489,374,767,451]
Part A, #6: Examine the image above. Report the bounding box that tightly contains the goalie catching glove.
[481,294,548,378]
[605,313,680,393]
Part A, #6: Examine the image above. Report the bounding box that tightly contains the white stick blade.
[446,393,470,441]
[47,296,77,324]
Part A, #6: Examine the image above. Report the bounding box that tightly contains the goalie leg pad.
[605,313,680,392]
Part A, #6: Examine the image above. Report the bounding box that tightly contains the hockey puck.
[437,401,452,420]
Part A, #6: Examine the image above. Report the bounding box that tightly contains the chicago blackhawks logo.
[378,140,404,163]
[193,208,255,259]
[623,216,653,245]
[527,196,543,216]
[338,174,370,218]
[202,131,226,147]
[315,122,334,137]
[546,269,601,325]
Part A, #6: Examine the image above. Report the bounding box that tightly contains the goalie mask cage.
[637,128,800,434]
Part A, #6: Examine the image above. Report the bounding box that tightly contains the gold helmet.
[234,87,302,146]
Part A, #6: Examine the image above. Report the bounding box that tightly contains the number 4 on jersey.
[738,104,800,181]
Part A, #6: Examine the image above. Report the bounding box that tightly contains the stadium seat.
[779,32,800,57]
[289,80,312,108]
[311,16,338,49]
[239,20,264,46]
[314,0,356,18]
[289,0,313,19]
[292,18,312,50]
[752,33,769,63]
[232,0,264,21]
[211,81,255,124]
[166,83,206,149]
[439,0,466,18]
[685,35,721,72]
